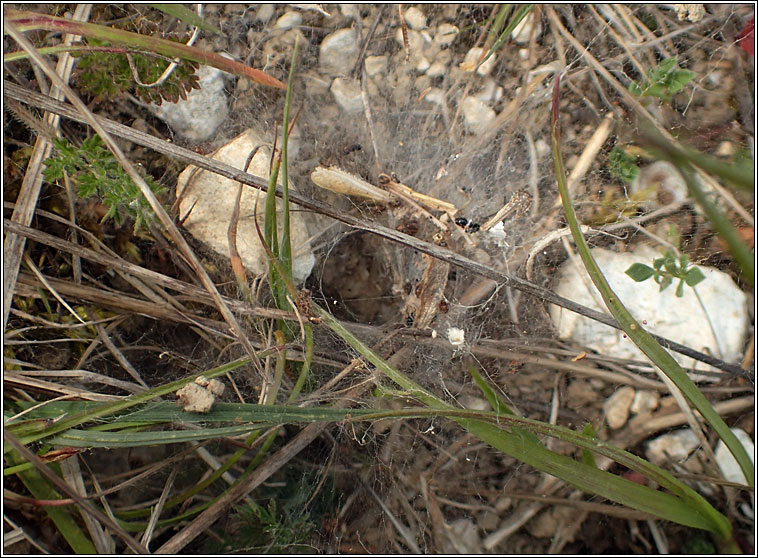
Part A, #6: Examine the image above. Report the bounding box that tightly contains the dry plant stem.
[563,112,614,203]
[363,479,421,554]
[92,317,149,389]
[3,22,267,383]
[9,370,143,395]
[2,4,90,332]
[4,84,748,378]
[546,7,754,227]
[141,467,177,550]
[4,372,118,401]
[60,457,113,553]
[21,253,85,323]
[360,64,382,168]
[4,428,149,554]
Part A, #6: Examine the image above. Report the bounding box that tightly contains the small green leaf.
[657,57,678,75]
[625,263,655,282]
[684,267,706,287]
[609,146,640,183]
[678,253,690,270]
[675,279,685,298]
[658,274,673,292]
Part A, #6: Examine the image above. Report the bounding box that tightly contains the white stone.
[715,428,754,484]
[423,87,445,106]
[415,55,431,74]
[435,23,459,46]
[404,7,427,30]
[460,47,497,76]
[395,27,426,52]
[473,79,503,104]
[458,394,490,411]
[320,28,359,76]
[630,389,660,415]
[339,4,360,20]
[603,386,635,429]
[256,4,275,22]
[646,428,700,466]
[446,519,483,554]
[549,246,748,378]
[425,61,447,78]
[364,55,387,77]
[275,11,302,29]
[330,77,363,113]
[512,12,542,44]
[152,65,228,142]
[176,129,315,284]
[461,96,495,136]
[629,161,689,208]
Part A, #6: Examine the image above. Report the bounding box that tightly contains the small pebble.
[275,11,302,29]
[151,65,228,141]
[603,386,635,429]
[630,390,659,415]
[460,47,497,76]
[330,77,363,113]
[404,6,427,30]
[474,79,503,104]
[512,12,542,44]
[435,23,459,46]
[339,4,360,20]
[255,4,274,22]
[320,28,359,75]
[461,96,495,135]
[715,428,753,484]
[426,61,448,78]
[364,55,388,77]
[646,428,700,465]
[423,87,445,106]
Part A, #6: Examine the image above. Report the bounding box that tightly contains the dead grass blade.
[2,5,90,332]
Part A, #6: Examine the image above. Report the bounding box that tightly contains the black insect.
[342,144,362,155]
[454,216,480,233]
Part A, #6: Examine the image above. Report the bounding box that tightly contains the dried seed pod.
[310,166,391,203]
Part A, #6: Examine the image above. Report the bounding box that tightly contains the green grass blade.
[5,450,97,553]
[550,77,752,488]
[149,4,222,35]
[48,424,266,448]
[6,356,252,449]
[476,4,533,72]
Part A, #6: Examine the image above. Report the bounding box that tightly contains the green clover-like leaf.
[684,266,706,287]
[625,263,656,282]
